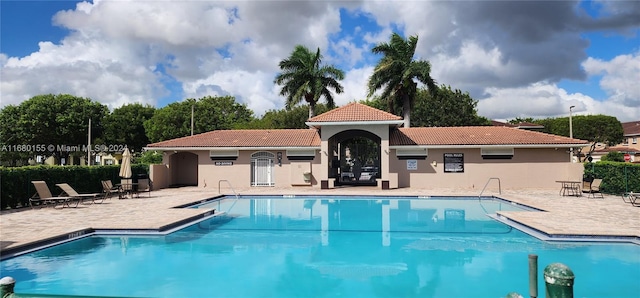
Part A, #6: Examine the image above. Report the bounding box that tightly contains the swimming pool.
[1,196,639,297]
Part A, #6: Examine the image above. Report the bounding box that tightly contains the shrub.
[1,164,148,209]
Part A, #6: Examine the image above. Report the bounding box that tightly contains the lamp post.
[569,105,575,162]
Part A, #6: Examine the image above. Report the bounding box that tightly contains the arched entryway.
[251,151,275,186]
[330,130,381,186]
[169,152,198,187]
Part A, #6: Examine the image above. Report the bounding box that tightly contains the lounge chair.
[29,181,77,209]
[582,178,604,199]
[101,180,121,200]
[56,183,104,204]
[621,192,640,206]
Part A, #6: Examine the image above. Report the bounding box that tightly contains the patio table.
[556,180,582,197]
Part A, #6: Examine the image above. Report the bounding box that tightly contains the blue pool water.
[1,196,639,297]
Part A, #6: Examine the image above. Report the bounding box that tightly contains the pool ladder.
[218,180,240,213]
[478,177,501,198]
[218,179,239,199]
[478,178,501,215]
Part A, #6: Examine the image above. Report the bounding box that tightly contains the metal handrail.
[218,180,239,200]
[479,177,502,198]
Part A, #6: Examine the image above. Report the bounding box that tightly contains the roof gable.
[308,102,402,122]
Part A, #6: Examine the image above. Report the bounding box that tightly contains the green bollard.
[544,263,574,298]
[0,276,16,298]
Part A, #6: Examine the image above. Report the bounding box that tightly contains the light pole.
[569,105,575,162]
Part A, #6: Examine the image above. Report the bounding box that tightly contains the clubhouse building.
[146,103,587,190]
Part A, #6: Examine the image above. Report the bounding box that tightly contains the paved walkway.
[1,186,639,257]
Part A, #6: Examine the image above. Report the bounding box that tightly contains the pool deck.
[1,185,639,258]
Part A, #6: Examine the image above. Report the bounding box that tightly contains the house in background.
[491,120,544,131]
[590,120,640,163]
[146,103,588,191]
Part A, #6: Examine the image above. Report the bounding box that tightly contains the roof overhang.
[306,120,404,129]
[144,146,320,151]
[389,144,586,149]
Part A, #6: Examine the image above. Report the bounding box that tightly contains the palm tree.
[275,45,345,119]
[367,33,437,128]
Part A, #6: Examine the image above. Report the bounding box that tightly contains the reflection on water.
[1,197,639,298]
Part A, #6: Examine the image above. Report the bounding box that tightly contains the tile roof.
[148,126,587,148]
[147,129,321,148]
[593,146,640,154]
[390,126,587,146]
[491,120,516,127]
[622,121,640,136]
[308,102,402,122]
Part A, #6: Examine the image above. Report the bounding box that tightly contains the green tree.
[601,151,625,162]
[144,96,254,143]
[361,86,490,127]
[507,117,536,124]
[0,105,31,166]
[2,94,109,164]
[102,103,155,153]
[537,115,623,161]
[274,45,345,119]
[412,85,491,127]
[239,104,331,129]
[136,150,163,164]
[367,32,437,128]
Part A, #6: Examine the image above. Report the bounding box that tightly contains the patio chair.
[56,183,104,204]
[29,181,77,209]
[621,192,640,206]
[101,180,122,200]
[582,178,604,199]
[119,178,137,199]
[136,178,152,197]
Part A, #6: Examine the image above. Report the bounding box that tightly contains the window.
[633,137,638,144]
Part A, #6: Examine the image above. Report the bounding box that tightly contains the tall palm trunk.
[305,93,315,119]
[402,95,411,128]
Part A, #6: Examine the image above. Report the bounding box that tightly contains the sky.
[1,0,639,122]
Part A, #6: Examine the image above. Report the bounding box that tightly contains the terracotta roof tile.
[390,126,588,146]
[622,121,640,136]
[491,120,516,127]
[594,146,640,154]
[147,129,320,148]
[308,102,402,122]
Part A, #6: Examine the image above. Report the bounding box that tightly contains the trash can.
[135,173,148,183]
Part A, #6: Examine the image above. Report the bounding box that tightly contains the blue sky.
[1,0,639,122]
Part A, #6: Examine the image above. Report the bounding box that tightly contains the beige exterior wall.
[159,149,321,192]
[389,148,583,190]
[622,136,640,150]
[149,163,170,189]
[320,124,391,189]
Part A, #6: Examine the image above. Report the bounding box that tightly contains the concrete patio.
[1,185,639,258]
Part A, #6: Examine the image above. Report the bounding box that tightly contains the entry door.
[251,152,275,186]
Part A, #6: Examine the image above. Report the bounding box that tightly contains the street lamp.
[569,105,575,162]
[569,106,575,139]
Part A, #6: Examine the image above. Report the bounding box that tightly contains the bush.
[601,151,625,162]
[583,161,640,194]
[0,164,148,209]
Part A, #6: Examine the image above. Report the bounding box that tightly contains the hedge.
[0,164,148,210]
[583,161,640,194]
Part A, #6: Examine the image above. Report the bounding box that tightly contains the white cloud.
[1,38,163,109]
[478,79,640,122]
[1,0,638,126]
[334,66,373,106]
[582,52,640,107]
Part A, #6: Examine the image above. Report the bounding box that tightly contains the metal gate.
[251,152,274,186]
